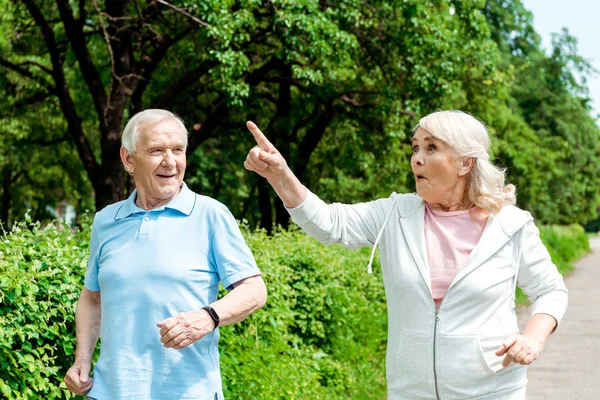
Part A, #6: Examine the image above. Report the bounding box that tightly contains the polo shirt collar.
[114,182,196,220]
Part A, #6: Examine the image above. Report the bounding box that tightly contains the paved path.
[517,237,600,400]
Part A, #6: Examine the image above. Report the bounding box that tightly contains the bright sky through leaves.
[524,0,600,119]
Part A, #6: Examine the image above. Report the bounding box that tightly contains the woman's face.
[410,127,468,206]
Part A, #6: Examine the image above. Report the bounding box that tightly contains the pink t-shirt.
[424,203,488,309]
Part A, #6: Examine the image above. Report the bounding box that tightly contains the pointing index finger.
[246,121,272,151]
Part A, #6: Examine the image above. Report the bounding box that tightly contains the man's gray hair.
[417,110,516,214]
[121,109,188,154]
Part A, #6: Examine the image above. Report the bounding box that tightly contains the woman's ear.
[458,157,475,177]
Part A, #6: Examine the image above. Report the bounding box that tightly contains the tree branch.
[131,27,194,111]
[187,100,229,152]
[78,0,87,22]
[55,0,108,128]
[155,0,210,28]
[20,0,100,184]
[294,101,335,181]
[18,60,53,75]
[0,57,54,92]
[150,59,218,109]
[11,90,55,110]
[19,135,69,146]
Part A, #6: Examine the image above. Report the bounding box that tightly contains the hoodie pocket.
[436,334,497,399]
[391,328,435,398]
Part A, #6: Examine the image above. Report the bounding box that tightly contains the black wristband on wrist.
[202,305,220,331]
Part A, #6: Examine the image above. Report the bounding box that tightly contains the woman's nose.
[412,153,424,166]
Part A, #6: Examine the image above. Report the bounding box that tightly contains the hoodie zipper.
[433,308,441,400]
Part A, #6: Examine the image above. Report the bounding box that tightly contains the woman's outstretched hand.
[244,121,306,208]
[244,121,289,181]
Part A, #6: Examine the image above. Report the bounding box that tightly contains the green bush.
[219,226,387,399]
[0,221,387,399]
[0,217,89,399]
[0,219,588,398]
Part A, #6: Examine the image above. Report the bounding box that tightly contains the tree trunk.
[270,63,292,229]
[1,164,11,226]
[94,167,127,211]
[257,179,273,234]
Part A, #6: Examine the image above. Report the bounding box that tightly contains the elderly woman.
[244,110,567,400]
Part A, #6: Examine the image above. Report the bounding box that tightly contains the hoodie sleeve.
[517,220,568,326]
[285,189,395,250]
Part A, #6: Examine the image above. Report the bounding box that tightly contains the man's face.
[124,118,187,206]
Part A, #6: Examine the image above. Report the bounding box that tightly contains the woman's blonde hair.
[417,110,516,214]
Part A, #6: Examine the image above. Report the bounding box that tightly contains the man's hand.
[495,333,544,367]
[157,310,214,350]
[64,360,93,395]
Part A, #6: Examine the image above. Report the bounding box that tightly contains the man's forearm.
[210,275,267,328]
[75,288,102,362]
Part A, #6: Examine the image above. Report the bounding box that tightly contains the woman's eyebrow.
[411,136,434,142]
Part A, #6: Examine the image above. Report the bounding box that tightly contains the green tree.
[483,0,600,224]
[2,0,599,229]
[0,0,508,229]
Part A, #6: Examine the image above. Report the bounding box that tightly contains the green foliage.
[220,226,387,399]
[8,0,600,232]
[0,214,588,398]
[538,224,590,274]
[482,1,600,225]
[0,218,90,399]
[0,220,387,399]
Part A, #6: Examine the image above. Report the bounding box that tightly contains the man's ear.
[120,146,134,175]
[458,157,475,177]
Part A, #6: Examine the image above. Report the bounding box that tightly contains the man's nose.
[162,150,176,166]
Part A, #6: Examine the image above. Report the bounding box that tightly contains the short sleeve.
[84,218,101,292]
[209,205,260,290]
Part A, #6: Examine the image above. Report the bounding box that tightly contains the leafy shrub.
[0,219,587,398]
[219,226,387,399]
[0,221,387,399]
[539,224,590,274]
[0,217,89,399]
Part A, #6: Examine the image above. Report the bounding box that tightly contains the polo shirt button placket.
[139,214,151,236]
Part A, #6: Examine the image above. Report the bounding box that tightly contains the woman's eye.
[412,146,418,154]
[427,144,436,151]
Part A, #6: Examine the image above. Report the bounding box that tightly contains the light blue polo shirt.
[84,183,260,400]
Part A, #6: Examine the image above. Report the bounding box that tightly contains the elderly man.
[64,109,267,400]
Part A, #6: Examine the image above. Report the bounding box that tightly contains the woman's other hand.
[495,333,544,367]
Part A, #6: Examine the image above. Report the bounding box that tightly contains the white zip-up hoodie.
[287,190,568,400]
